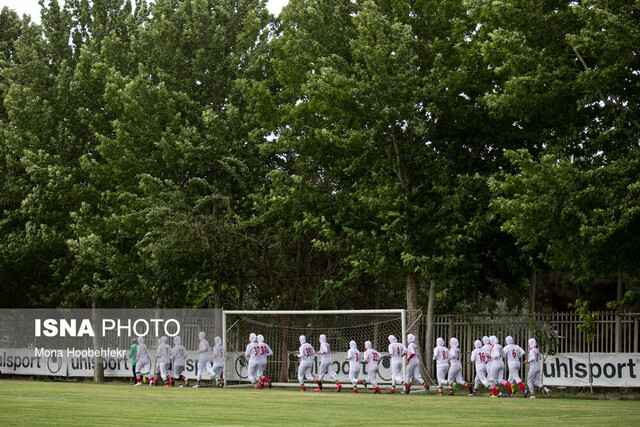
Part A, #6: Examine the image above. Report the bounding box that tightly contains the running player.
[487,335,512,397]
[171,335,187,387]
[470,339,490,396]
[256,334,273,389]
[129,338,137,384]
[156,336,171,387]
[315,334,341,392]
[433,337,450,395]
[245,333,261,389]
[447,337,470,395]
[193,331,210,388]
[297,335,316,391]
[134,336,151,386]
[210,336,226,388]
[524,337,551,399]
[345,340,362,393]
[504,336,527,397]
[363,341,382,394]
[402,333,429,395]
[387,335,404,394]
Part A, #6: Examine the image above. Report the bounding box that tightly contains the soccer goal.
[222,310,410,385]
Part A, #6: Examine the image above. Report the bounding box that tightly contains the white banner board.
[542,353,640,387]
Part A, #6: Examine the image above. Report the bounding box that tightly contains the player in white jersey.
[447,337,470,395]
[297,335,316,391]
[155,336,171,387]
[487,335,512,397]
[206,336,226,388]
[481,336,492,371]
[402,333,429,395]
[433,337,450,395]
[193,331,210,388]
[524,338,551,399]
[470,339,490,396]
[245,333,261,389]
[256,334,273,389]
[363,341,382,394]
[504,336,527,397]
[315,334,341,392]
[171,335,187,387]
[134,336,152,386]
[387,335,405,394]
[345,340,362,393]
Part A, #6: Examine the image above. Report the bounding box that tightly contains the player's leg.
[510,365,526,396]
[437,365,448,395]
[316,360,328,391]
[349,366,360,392]
[369,366,380,393]
[497,367,512,396]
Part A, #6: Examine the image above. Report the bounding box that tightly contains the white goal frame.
[222,309,408,384]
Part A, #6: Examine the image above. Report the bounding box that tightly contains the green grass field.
[1,380,639,426]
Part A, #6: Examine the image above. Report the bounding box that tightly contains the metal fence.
[421,312,640,381]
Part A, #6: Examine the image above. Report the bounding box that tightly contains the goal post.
[222,310,407,385]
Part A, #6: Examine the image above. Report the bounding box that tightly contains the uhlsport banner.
[541,353,640,388]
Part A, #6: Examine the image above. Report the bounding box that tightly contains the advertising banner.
[542,353,640,387]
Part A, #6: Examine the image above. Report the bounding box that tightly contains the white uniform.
[504,336,526,394]
[245,333,261,385]
[481,336,492,372]
[346,340,362,390]
[156,336,171,383]
[488,335,511,395]
[134,336,151,385]
[316,334,340,391]
[433,337,450,389]
[297,335,316,389]
[470,339,490,393]
[208,336,226,387]
[403,333,427,394]
[387,335,404,391]
[256,334,273,386]
[195,331,210,385]
[526,338,550,398]
[171,336,187,384]
[447,337,467,393]
[363,341,381,393]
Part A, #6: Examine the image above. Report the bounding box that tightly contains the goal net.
[223,310,409,385]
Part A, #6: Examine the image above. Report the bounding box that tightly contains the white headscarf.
[199,331,206,340]
[174,336,181,346]
[349,340,357,349]
[137,336,144,345]
[450,337,459,347]
[299,335,306,345]
[407,334,416,343]
[214,336,222,346]
[249,333,257,342]
[505,336,514,345]
[388,335,397,343]
[365,340,372,349]
[436,337,445,346]
[489,335,498,345]
[160,336,167,344]
[319,334,327,343]
[474,339,482,348]
[482,336,490,345]
[529,338,537,349]
[257,334,264,343]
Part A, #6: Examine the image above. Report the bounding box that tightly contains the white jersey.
[346,348,361,368]
[363,348,381,368]
[136,343,150,365]
[528,346,542,368]
[198,339,211,362]
[449,346,462,368]
[318,342,332,362]
[504,344,525,366]
[298,342,315,362]
[171,344,187,366]
[470,347,488,370]
[482,343,493,367]
[156,342,171,364]
[257,341,273,364]
[490,344,505,367]
[433,345,450,367]
[406,342,420,363]
[212,344,226,364]
[388,342,405,360]
[245,341,260,361]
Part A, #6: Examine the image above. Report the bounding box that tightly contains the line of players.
[434,335,552,399]
[130,331,226,388]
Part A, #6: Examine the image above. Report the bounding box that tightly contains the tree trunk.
[92,299,105,383]
[425,280,436,378]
